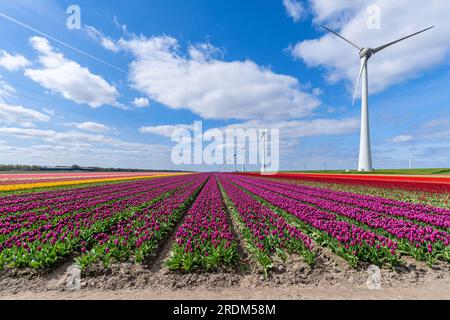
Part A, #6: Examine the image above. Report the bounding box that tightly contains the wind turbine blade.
[373,26,434,54]
[321,25,361,51]
[352,57,367,106]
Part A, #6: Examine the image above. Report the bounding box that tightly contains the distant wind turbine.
[261,130,268,173]
[322,25,434,172]
[240,146,246,172]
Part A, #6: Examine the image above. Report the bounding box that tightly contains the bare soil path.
[1,251,449,300]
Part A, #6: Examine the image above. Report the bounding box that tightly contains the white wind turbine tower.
[409,154,414,170]
[240,146,246,172]
[322,25,434,172]
[260,130,268,173]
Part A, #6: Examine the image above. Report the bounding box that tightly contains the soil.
[1,247,449,300]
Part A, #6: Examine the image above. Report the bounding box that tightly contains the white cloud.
[422,116,450,129]
[25,36,119,108]
[307,0,363,25]
[312,87,322,96]
[226,117,359,138]
[86,26,121,52]
[101,38,120,52]
[0,78,16,102]
[198,117,359,167]
[139,124,193,137]
[0,51,30,71]
[388,134,413,143]
[119,35,320,120]
[70,121,111,133]
[420,115,450,140]
[0,128,173,169]
[139,117,358,142]
[0,102,50,127]
[132,97,150,108]
[85,25,102,40]
[283,0,306,22]
[42,108,55,116]
[113,16,127,34]
[0,127,164,151]
[291,0,450,94]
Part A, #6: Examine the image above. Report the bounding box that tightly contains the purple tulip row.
[0,175,202,268]
[217,175,315,269]
[0,178,151,207]
[76,174,209,269]
[250,177,450,228]
[0,175,189,216]
[167,176,236,271]
[264,176,450,217]
[221,174,399,267]
[232,175,450,259]
[1,176,191,250]
[0,175,195,240]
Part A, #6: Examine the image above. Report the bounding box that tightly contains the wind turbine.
[322,25,434,172]
[260,130,268,173]
[409,154,414,170]
[240,146,247,172]
[225,157,233,172]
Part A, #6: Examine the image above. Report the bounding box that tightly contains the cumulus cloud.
[25,36,119,108]
[388,134,413,143]
[42,108,55,116]
[196,117,359,167]
[0,127,172,169]
[291,0,449,94]
[70,121,111,133]
[0,51,30,71]
[422,116,450,129]
[139,117,358,144]
[420,115,450,140]
[0,102,50,127]
[0,78,16,102]
[139,124,193,137]
[113,16,128,34]
[132,97,150,108]
[0,126,164,151]
[101,37,120,52]
[225,117,359,138]
[118,35,320,120]
[283,0,306,22]
[85,26,121,52]
[307,0,363,25]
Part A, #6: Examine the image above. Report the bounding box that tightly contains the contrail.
[0,12,127,74]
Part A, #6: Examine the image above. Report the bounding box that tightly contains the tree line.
[0,164,185,172]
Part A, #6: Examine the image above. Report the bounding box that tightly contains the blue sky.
[0,0,449,170]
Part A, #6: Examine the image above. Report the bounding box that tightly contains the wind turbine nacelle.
[359,48,374,59]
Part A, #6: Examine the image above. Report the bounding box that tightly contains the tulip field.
[0,171,449,279]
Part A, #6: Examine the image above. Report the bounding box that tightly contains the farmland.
[0,171,449,299]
